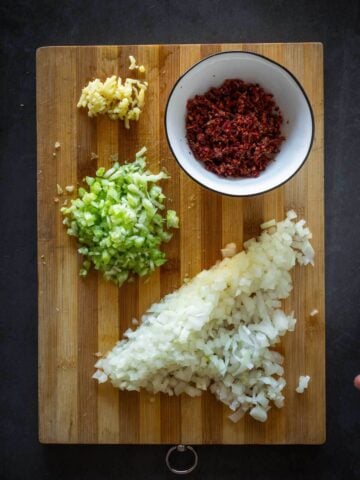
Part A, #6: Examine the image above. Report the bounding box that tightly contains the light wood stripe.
[302,43,325,443]
[158,44,181,444]
[55,47,79,443]
[111,44,142,445]
[281,44,308,444]
[199,43,224,445]
[37,43,325,444]
[219,44,246,444]
[260,43,287,443]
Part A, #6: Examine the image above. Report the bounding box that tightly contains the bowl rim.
[164,50,315,197]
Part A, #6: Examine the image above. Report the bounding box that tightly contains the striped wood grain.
[37,43,324,444]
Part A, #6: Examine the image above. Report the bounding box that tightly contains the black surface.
[1,0,360,479]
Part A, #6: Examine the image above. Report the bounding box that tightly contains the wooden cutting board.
[37,43,324,444]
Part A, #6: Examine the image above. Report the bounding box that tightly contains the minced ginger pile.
[77,75,147,127]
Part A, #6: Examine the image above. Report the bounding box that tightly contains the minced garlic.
[129,55,146,73]
[77,75,148,128]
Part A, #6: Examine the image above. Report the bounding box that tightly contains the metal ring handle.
[165,444,198,475]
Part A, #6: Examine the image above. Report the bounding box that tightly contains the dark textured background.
[1,0,360,479]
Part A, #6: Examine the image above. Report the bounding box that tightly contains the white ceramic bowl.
[165,51,314,196]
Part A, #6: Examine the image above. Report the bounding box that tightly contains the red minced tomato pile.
[186,79,285,178]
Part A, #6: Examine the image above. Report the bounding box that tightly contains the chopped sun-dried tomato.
[186,79,285,178]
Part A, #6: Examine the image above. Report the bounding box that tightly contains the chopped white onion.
[260,219,276,229]
[94,213,314,422]
[296,375,311,393]
[221,242,237,258]
[250,405,268,422]
[228,408,246,423]
[92,370,108,383]
[287,210,297,220]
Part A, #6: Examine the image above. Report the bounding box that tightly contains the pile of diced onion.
[93,211,314,422]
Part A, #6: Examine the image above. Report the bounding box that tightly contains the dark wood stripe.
[118,281,139,443]
[53,47,79,443]
[199,42,223,445]
[76,46,98,443]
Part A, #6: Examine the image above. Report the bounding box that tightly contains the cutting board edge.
[36,42,324,55]
[36,42,325,445]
